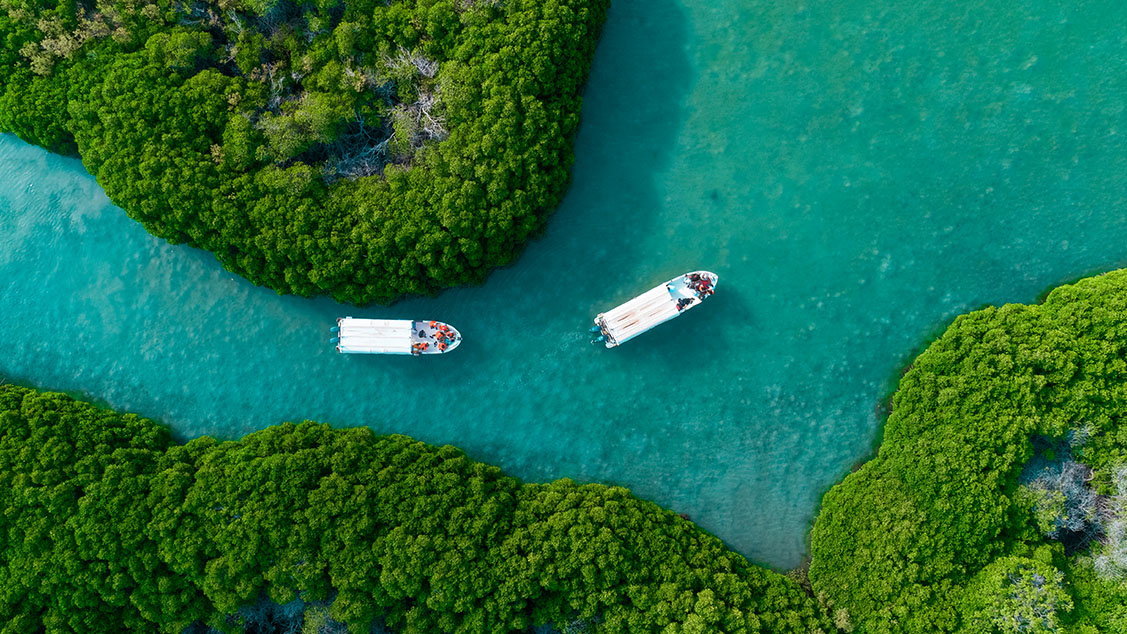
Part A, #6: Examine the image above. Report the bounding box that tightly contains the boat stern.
[592,315,618,348]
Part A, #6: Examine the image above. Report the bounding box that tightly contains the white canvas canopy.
[337,318,415,354]
[599,285,681,345]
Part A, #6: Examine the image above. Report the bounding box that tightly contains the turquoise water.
[4,0,1127,569]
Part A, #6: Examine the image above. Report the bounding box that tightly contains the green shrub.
[0,384,831,633]
[809,270,1127,633]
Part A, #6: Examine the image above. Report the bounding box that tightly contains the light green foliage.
[388,105,419,158]
[302,605,348,634]
[959,557,1072,634]
[0,384,832,633]
[808,270,1127,633]
[258,91,353,161]
[223,114,263,171]
[1016,450,1100,542]
[145,30,214,71]
[0,0,610,303]
[1020,487,1071,538]
[1063,558,1127,633]
[1091,466,1127,581]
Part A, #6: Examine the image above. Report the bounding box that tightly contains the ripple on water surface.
[4,0,1127,568]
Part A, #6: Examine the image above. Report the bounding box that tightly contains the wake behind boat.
[592,271,718,348]
[332,318,462,355]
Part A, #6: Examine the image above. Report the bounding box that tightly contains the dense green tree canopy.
[808,271,1127,633]
[0,0,608,303]
[0,384,831,633]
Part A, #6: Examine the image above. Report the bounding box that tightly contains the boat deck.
[667,277,702,308]
[595,271,717,347]
[409,321,461,354]
[336,317,461,354]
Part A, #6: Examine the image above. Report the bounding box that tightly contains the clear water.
[3,0,1127,569]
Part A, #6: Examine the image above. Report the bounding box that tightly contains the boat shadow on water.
[607,278,753,369]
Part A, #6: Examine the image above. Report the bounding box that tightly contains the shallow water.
[4,0,1127,568]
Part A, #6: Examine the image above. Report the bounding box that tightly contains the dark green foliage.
[0,66,76,153]
[0,384,831,633]
[0,385,171,632]
[808,270,1127,633]
[1063,559,1127,633]
[0,0,609,303]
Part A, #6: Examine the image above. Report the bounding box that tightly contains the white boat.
[593,271,718,348]
[333,317,462,355]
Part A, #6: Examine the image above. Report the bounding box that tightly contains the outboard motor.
[591,335,606,344]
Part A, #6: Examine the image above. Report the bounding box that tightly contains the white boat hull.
[334,318,462,355]
[594,271,718,348]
